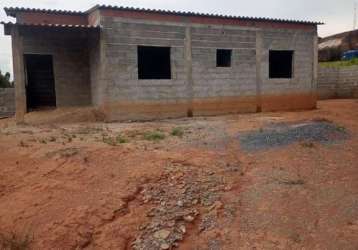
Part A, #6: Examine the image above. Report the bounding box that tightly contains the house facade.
[2,5,321,122]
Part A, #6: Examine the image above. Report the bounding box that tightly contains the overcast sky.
[0,0,356,76]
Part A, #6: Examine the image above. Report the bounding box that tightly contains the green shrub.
[335,126,346,133]
[143,131,166,141]
[103,136,115,146]
[116,134,129,144]
[319,58,358,68]
[171,127,184,137]
[0,71,14,88]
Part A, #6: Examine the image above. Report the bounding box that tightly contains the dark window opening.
[24,54,56,110]
[216,49,232,67]
[138,46,171,79]
[269,50,294,78]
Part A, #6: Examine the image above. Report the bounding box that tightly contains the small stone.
[209,201,223,211]
[167,221,175,227]
[177,200,184,207]
[184,215,195,222]
[154,229,171,240]
[179,225,186,233]
[192,199,198,205]
[147,209,156,217]
[160,243,170,250]
[139,225,147,230]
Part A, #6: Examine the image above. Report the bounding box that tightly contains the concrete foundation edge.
[98,92,317,121]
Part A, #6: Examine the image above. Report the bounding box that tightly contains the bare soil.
[0,99,357,250]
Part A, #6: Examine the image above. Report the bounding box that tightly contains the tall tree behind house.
[0,71,14,88]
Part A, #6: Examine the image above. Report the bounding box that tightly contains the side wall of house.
[20,27,91,107]
[93,15,317,121]
[259,29,317,111]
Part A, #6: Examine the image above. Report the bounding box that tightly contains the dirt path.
[0,99,357,249]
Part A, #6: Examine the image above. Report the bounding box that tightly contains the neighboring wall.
[318,65,358,99]
[94,15,317,121]
[0,88,15,118]
[21,26,91,107]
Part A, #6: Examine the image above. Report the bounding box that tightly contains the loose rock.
[154,229,171,240]
[160,243,170,249]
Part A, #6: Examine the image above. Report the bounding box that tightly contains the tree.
[0,71,14,88]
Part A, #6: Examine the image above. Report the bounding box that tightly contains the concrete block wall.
[96,17,188,120]
[20,27,91,107]
[89,32,102,107]
[337,66,358,98]
[92,15,317,120]
[0,88,15,118]
[259,29,316,111]
[318,66,358,99]
[191,27,258,115]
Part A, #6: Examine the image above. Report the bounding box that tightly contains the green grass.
[143,130,166,141]
[170,127,184,137]
[102,134,129,146]
[319,58,358,68]
[116,134,129,144]
[335,125,346,133]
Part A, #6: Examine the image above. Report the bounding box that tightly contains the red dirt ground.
[0,99,357,250]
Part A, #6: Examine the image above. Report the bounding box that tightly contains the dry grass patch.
[102,134,129,146]
[0,231,33,250]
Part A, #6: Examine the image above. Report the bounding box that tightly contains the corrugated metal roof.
[4,5,324,25]
[4,7,84,17]
[0,21,99,29]
[92,5,323,25]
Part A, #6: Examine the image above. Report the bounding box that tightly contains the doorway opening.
[24,54,56,110]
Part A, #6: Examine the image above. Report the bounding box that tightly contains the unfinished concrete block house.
[1,5,322,121]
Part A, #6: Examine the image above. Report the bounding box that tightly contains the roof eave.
[1,21,100,35]
[3,7,85,18]
[4,8,16,17]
